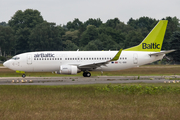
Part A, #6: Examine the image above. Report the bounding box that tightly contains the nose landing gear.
[22,74,26,78]
[83,72,91,77]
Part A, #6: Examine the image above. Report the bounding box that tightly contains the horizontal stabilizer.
[149,50,175,56]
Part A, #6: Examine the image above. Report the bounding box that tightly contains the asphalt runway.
[0,76,180,85]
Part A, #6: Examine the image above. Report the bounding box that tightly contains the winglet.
[110,49,123,61]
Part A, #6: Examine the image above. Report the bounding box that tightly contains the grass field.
[0,84,180,120]
[1,65,180,119]
[0,65,180,77]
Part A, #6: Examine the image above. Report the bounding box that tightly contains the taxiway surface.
[0,76,179,85]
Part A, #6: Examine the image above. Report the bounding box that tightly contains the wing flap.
[78,49,123,70]
[78,61,108,68]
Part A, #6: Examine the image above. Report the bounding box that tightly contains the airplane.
[3,20,175,78]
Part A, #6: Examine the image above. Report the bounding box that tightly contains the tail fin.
[124,20,168,52]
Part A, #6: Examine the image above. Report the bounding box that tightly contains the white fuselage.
[4,51,164,73]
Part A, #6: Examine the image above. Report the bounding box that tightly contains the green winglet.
[16,70,25,74]
[111,49,123,61]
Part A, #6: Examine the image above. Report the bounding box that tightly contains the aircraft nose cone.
[3,61,10,68]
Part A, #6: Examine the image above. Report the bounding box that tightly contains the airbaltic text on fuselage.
[34,53,55,58]
[142,43,160,49]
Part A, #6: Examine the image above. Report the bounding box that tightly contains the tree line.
[0,9,180,62]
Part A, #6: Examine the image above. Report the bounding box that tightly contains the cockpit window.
[11,56,20,60]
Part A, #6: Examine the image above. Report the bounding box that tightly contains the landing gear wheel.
[83,72,86,77]
[86,72,91,77]
[22,74,26,78]
[83,72,91,77]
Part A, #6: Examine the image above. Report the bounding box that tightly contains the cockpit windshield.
[11,56,20,60]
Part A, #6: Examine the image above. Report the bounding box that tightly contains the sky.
[0,0,180,25]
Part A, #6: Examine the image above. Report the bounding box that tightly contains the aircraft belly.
[100,63,133,71]
[33,65,59,72]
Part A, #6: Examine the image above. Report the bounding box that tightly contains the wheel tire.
[22,74,26,78]
[86,72,91,77]
[83,72,87,77]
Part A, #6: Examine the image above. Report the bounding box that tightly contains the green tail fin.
[124,20,168,52]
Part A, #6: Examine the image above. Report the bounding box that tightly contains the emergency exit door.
[133,53,138,64]
[27,54,32,64]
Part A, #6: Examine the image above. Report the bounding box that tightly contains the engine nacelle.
[58,65,79,75]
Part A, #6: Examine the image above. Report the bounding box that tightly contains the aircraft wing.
[78,49,123,70]
[149,50,175,56]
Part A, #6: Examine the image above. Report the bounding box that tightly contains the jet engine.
[57,65,80,75]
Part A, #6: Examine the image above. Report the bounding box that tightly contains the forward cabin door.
[133,53,138,64]
[27,54,32,65]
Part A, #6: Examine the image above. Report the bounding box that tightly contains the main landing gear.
[22,74,26,78]
[83,72,91,77]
